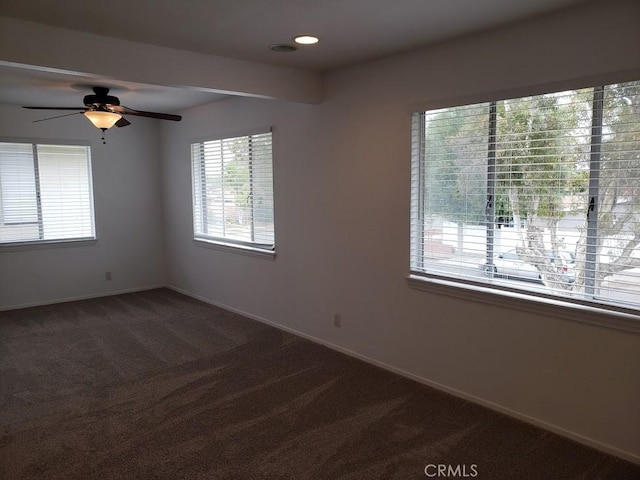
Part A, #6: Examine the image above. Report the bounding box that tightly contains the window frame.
[190,127,276,258]
[408,81,640,333]
[0,138,97,250]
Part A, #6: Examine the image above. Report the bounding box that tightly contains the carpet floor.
[0,288,638,479]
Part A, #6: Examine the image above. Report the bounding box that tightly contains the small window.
[0,142,95,245]
[190,129,275,252]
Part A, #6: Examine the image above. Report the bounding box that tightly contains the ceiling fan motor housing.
[83,87,120,110]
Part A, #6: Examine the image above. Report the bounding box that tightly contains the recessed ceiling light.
[269,44,298,53]
[293,35,319,45]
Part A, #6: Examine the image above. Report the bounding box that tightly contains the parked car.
[554,251,575,283]
[482,249,574,284]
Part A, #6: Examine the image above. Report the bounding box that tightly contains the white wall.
[161,0,640,461]
[0,106,166,307]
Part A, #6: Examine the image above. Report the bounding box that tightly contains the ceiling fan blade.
[23,106,87,111]
[113,105,181,121]
[115,117,131,128]
[33,112,84,123]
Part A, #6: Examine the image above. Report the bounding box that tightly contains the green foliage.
[225,138,251,209]
[423,105,489,224]
[495,90,590,221]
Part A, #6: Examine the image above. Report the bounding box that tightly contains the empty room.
[1,0,639,478]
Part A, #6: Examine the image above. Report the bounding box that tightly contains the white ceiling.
[0,65,226,113]
[0,0,589,113]
[0,0,588,71]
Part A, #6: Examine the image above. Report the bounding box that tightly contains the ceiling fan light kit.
[84,110,122,130]
[23,87,182,144]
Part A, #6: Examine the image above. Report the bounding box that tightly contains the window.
[191,129,275,252]
[410,80,640,313]
[0,142,95,245]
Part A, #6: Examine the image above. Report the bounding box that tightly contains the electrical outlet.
[105,271,112,281]
[333,313,341,328]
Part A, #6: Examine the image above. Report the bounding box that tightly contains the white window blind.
[410,80,640,312]
[191,130,275,251]
[0,142,95,244]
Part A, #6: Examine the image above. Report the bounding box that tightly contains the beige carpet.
[1,288,638,479]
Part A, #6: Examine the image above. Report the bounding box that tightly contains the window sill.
[0,238,97,252]
[407,274,640,334]
[193,238,275,260]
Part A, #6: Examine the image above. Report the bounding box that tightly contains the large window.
[410,80,640,313]
[191,129,275,252]
[0,142,95,245]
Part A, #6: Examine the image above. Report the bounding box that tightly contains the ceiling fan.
[23,87,182,143]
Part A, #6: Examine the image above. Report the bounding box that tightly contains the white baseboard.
[167,284,640,466]
[0,284,167,311]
